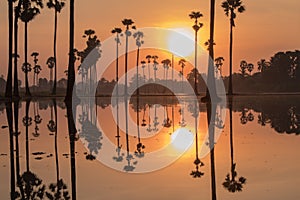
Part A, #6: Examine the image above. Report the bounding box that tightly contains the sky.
[0,0,299,85]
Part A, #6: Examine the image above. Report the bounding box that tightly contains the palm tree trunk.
[205,0,217,100]
[52,9,58,95]
[194,31,198,95]
[5,0,13,98]
[24,22,31,96]
[124,29,129,96]
[13,1,22,98]
[65,0,75,102]
[136,47,140,95]
[228,22,233,95]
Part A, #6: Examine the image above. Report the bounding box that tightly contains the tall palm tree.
[5,0,13,98]
[111,27,122,96]
[47,57,55,90]
[222,0,246,95]
[152,55,159,81]
[47,0,65,95]
[141,60,146,83]
[31,52,40,89]
[215,56,225,79]
[162,59,171,82]
[19,0,44,96]
[133,31,144,95]
[189,11,203,95]
[13,0,23,98]
[122,18,136,96]
[65,0,75,102]
[178,58,186,91]
[146,55,152,80]
[239,60,247,77]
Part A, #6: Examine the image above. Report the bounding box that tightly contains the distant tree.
[247,63,254,75]
[215,57,225,78]
[239,60,247,77]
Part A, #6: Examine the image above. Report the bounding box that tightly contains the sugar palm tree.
[22,62,32,91]
[47,57,55,90]
[257,59,270,73]
[189,11,204,95]
[111,27,122,96]
[239,60,247,77]
[152,55,159,81]
[178,59,186,91]
[5,0,13,98]
[146,55,152,80]
[215,56,225,78]
[141,60,146,82]
[222,0,246,95]
[133,31,144,95]
[204,39,216,51]
[161,59,171,82]
[19,0,44,96]
[31,52,40,89]
[13,0,23,98]
[47,0,66,95]
[247,63,254,75]
[122,18,136,96]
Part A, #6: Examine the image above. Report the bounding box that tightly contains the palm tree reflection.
[189,100,204,178]
[223,100,247,192]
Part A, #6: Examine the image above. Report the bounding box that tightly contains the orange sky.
[0,0,299,85]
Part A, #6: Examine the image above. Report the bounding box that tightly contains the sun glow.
[171,128,194,151]
[167,27,195,58]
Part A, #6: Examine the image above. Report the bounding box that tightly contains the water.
[0,95,299,200]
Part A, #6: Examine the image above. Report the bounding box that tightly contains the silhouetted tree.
[239,60,247,77]
[47,0,65,95]
[133,31,144,95]
[215,56,224,78]
[19,0,44,96]
[222,0,245,95]
[189,11,204,95]
[5,0,13,98]
[31,52,41,89]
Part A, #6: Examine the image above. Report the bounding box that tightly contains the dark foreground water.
[0,95,299,200]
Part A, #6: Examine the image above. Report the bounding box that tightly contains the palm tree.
[189,11,204,95]
[178,59,186,91]
[47,0,66,95]
[152,55,159,81]
[22,62,32,90]
[204,39,216,51]
[141,60,146,82]
[162,59,171,82]
[47,57,55,90]
[5,0,13,98]
[222,0,246,95]
[13,0,23,98]
[247,63,254,75]
[215,56,225,79]
[111,27,122,96]
[146,55,152,80]
[65,0,75,102]
[122,18,136,96]
[239,60,248,77]
[19,0,44,96]
[257,59,270,73]
[31,52,41,89]
[133,31,144,95]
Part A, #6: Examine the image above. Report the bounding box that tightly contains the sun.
[171,128,194,151]
[167,27,195,58]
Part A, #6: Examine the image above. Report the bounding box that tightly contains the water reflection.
[0,95,299,199]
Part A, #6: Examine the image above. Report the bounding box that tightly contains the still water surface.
[0,96,299,200]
